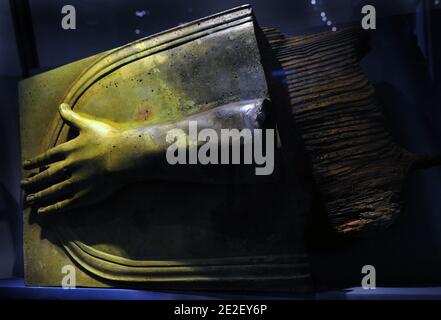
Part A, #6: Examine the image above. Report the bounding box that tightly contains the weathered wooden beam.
[264,27,440,236]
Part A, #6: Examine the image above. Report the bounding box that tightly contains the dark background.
[1,0,440,290]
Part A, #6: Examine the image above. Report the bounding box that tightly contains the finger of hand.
[37,187,98,215]
[21,163,70,188]
[37,198,75,215]
[22,143,71,170]
[59,103,109,131]
[59,103,87,130]
[37,191,86,215]
[26,178,78,205]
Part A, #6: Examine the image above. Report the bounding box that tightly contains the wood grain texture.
[264,27,428,235]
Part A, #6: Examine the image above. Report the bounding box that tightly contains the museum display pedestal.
[1,278,440,300]
[0,278,312,300]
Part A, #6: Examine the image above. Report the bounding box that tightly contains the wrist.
[107,127,164,183]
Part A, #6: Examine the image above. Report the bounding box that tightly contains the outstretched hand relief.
[22,103,146,214]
